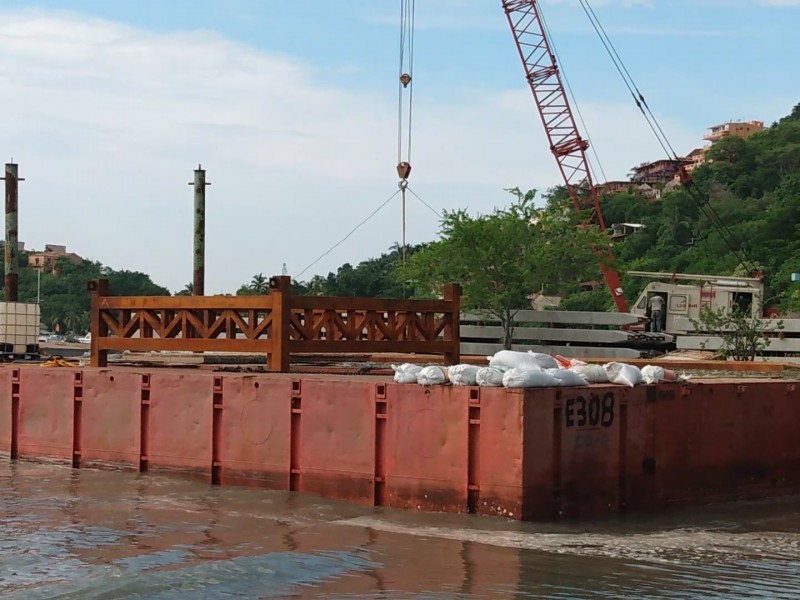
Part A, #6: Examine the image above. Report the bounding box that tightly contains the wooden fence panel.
[89,277,460,370]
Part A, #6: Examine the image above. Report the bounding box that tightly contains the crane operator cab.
[627,271,764,336]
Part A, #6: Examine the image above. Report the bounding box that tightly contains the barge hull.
[2,366,800,520]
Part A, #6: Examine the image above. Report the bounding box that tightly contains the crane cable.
[294,1,419,283]
[295,189,402,280]
[397,0,416,266]
[578,0,758,274]
[578,0,679,162]
[398,0,415,167]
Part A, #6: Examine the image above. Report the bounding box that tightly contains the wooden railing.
[88,276,460,371]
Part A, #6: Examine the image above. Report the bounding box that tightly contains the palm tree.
[175,283,193,296]
[249,273,269,294]
[64,309,88,335]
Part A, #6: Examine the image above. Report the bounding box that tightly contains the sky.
[1,0,798,294]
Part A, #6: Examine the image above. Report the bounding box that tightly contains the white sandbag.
[641,365,666,385]
[476,366,505,387]
[604,362,642,388]
[488,350,542,371]
[502,367,560,389]
[448,364,481,386]
[391,363,423,384]
[546,368,589,387]
[527,351,559,369]
[569,364,609,384]
[416,365,447,386]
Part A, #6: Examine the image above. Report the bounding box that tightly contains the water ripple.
[2,461,800,599]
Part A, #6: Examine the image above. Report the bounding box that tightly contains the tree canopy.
[400,188,605,345]
[5,254,168,335]
[602,103,800,312]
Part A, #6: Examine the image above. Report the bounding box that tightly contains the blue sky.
[1,0,798,292]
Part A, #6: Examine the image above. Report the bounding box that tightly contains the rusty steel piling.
[3,162,22,302]
[191,164,209,296]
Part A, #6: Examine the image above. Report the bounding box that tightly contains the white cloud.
[0,9,697,293]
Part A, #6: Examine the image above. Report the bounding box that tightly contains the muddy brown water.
[1,460,799,599]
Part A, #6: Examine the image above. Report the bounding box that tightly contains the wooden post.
[269,275,292,372]
[87,278,109,367]
[443,283,461,365]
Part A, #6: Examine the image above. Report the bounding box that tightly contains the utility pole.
[2,162,23,302]
[190,164,210,296]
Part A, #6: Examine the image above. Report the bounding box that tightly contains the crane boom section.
[502,0,628,312]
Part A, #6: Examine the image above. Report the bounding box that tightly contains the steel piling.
[191,164,209,296]
[4,162,20,302]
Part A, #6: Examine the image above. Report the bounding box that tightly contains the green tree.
[175,283,193,296]
[690,303,783,361]
[287,243,428,299]
[6,253,168,333]
[401,188,606,347]
[236,273,269,296]
[64,307,89,335]
[250,273,269,294]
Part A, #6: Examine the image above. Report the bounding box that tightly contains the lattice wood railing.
[88,277,460,371]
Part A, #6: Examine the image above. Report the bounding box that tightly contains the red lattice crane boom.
[502,0,628,312]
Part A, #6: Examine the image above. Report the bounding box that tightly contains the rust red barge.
[3,366,800,521]
[3,277,800,521]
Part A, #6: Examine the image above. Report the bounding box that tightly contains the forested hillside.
[602,102,800,311]
[6,256,168,336]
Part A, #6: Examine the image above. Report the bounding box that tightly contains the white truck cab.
[627,271,765,335]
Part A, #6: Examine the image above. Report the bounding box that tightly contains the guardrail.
[88,277,461,370]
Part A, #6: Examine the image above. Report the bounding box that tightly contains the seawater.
[2,461,799,599]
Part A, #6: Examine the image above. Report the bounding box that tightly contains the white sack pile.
[390,350,686,389]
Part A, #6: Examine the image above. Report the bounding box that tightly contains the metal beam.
[461,325,672,345]
[461,310,645,327]
[627,271,763,285]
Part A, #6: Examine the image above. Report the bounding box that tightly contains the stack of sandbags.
[391,352,684,389]
[489,350,588,388]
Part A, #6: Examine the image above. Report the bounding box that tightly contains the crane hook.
[396,161,412,182]
[400,73,412,88]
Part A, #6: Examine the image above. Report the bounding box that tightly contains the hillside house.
[28,244,83,274]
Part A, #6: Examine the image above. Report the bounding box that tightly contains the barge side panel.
[81,370,141,469]
[220,375,292,489]
[385,384,468,514]
[148,372,212,479]
[18,369,74,462]
[296,379,375,504]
